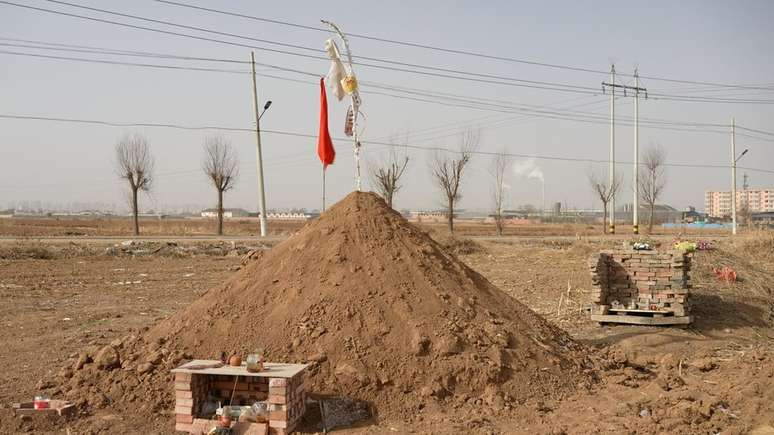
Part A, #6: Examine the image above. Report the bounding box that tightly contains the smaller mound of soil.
[431,233,487,255]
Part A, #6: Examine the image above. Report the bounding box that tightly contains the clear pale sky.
[1,0,773,213]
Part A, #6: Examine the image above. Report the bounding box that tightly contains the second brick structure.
[588,249,692,316]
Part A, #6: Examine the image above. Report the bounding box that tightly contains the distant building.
[681,206,706,223]
[200,208,251,219]
[408,210,448,223]
[620,203,682,223]
[705,189,774,218]
[265,212,317,220]
[751,211,774,227]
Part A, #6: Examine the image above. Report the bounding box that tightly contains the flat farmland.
[0,216,730,239]
[1,232,773,434]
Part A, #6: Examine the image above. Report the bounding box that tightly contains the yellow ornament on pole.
[341,74,358,95]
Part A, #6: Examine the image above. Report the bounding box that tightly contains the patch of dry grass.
[0,240,57,260]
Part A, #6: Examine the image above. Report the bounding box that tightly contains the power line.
[369,95,606,143]
[154,0,774,92]
[2,113,773,174]
[0,1,331,63]
[26,0,600,93]
[7,0,774,104]
[0,49,251,74]
[0,40,250,64]
[0,0,595,95]
[40,0,607,93]
[0,48,751,136]
[0,41,735,129]
[735,132,774,144]
[0,48,615,129]
[7,44,769,138]
[736,125,774,137]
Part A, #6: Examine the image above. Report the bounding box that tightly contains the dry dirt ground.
[1,233,773,434]
[0,217,303,238]
[0,216,729,239]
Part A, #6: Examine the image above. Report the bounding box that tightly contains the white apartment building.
[705,189,774,218]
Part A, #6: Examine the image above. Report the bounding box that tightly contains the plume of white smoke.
[512,158,544,182]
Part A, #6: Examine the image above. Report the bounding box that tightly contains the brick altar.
[171,360,308,435]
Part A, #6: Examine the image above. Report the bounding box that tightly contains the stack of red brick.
[174,371,306,435]
[588,249,691,316]
[267,376,306,434]
[174,372,207,431]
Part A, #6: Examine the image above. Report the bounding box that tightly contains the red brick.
[175,372,192,382]
[174,382,192,391]
[176,413,194,424]
[269,378,287,387]
[250,383,269,392]
[174,405,193,415]
[269,410,288,421]
[176,398,194,407]
[269,419,288,428]
[175,422,193,432]
[213,380,249,390]
[268,395,286,404]
[268,387,287,395]
[176,390,193,399]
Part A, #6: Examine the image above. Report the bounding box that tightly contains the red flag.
[317,77,335,169]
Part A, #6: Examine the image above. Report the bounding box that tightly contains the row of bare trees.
[369,129,479,234]
[115,133,238,236]
[371,130,668,236]
[588,144,667,234]
[117,129,666,237]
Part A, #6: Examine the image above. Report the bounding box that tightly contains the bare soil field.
[0,217,304,238]
[0,229,772,434]
[0,216,730,238]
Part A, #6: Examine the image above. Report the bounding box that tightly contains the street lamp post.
[731,117,749,236]
[251,50,272,237]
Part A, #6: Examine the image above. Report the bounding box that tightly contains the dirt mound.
[432,233,487,255]
[49,191,596,423]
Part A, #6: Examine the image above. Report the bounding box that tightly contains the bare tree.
[369,134,409,209]
[588,169,622,234]
[489,151,510,236]
[115,133,154,236]
[639,145,667,233]
[202,135,239,236]
[430,129,478,233]
[738,198,751,226]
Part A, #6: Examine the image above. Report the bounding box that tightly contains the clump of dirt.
[0,241,58,259]
[48,192,598,424]
[431,232,487,255]
[102,241,268,258]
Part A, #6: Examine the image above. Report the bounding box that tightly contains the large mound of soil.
[50,192,596,422]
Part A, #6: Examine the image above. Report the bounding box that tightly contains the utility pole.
[607,65,616,234]
[602,66,647,235]
[731,117,737,235]
[633,69,640,235]
[251,51,268,237]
